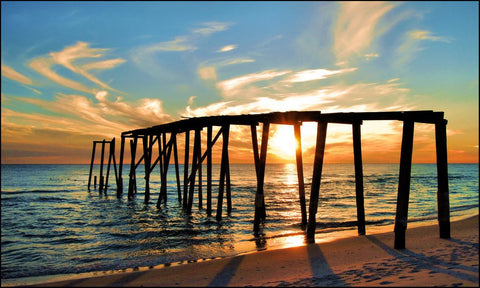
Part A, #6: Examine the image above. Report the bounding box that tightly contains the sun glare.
[270,125,298,158]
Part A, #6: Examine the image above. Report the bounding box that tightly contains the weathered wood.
[306,121,328,242]
[216,125,230,221]
[435,119,450,239]
[88,142,97,190]
[173,133,181,203]
[253,122,269,233]
[99,139,106,193]
[110,138,119,195]
[183,131,190,209]
[394,119,414,249]
[294,123,307,227]
[198,129,203,210]
[128,137,138,200]
[187,129,201,214]
[143,135,151,204]
[158,133,174,208]
[94,175,97,188]
[104,140,113,194]
[352,121,366,235]
[207,126,213,216]
[117,136,125,198]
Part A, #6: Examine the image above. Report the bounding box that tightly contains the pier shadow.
[306,243,347,286]
[366,235,479,284]
[208,255,245,286]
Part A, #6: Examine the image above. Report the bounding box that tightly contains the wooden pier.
[88,110,451,249]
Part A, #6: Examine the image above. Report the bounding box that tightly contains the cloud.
[29,41,125,94]
[409,30,451,43]
[217,69,291,98]
[1,64,33,85]
[192,21,232,36]
[218,45,237,52]
[333,1,396,61]
[284,68,357,83]
[364,53,379,61]
[396,29,451,67]
[198,66,217,80]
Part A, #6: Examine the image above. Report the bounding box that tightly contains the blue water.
[1,163,478,281]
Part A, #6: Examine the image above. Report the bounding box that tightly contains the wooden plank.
[143,135,152,204]
[99,139,106,193]
[187,129,201,214]
[216,125,230,221]
[435,119,451,239]
[183,131,190,209]
[253,122,270,233]
[394,119,414,249]
[294,123,307,227]
[352,121,366,235]
[128,137,138,200]
[117,136,125,198]
[207,126,213,216]
[173,133,182,203]
[306,121,328,242]
[88,141,96,190]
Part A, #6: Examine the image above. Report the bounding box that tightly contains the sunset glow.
[1,2,478,164]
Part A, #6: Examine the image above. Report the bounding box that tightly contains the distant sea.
[1,163,478,283]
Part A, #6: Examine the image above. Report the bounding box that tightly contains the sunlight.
[270,125,297,158]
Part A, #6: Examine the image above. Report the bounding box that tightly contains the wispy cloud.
[396,29,451,67]
[217,69,291,98]
[1,64,33,85]
[218,45,237,52]
[192,21,232,36]
[333,1,396,61]
[409,30,451,43]
[284,68,357,83]
[198,66,217,81]
[29,42,125,94]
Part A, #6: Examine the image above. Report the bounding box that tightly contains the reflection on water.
[1,163,478,281]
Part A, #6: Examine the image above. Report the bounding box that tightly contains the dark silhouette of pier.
[88,110,450,249]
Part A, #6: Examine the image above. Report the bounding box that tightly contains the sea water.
[1,163,478,282]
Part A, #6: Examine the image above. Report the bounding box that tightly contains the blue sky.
[1,1,478,164]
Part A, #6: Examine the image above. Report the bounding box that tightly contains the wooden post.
[128,137,138,200]
[198,128,203,210]
[187,128,201,213]
[226,159,232,214]
[94,175,97,188]
[111,138,119,194]
[99,139,106,193]
[207,126,213,216]
[88,141,97,190]
[183,131,190,209]
[117,136,125,198]
[306,121,328,242]
[216,125,230,221]
[143,134,151,204]
[353,121,366,235]
[253,122,269,233]
[173,133,182,203]
[435,119,450,239]
[294,123,307,227]
[105,140,113,193]
[394,119,414,249]
[158,133,173,209]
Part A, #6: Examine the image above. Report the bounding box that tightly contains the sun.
[270,125,298,158]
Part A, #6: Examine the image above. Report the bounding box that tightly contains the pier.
[88,110,450,249]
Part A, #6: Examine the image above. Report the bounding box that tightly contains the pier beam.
[128,137,138,200]
[216,125,230,221]
[252,122,270,233]
[183,131,190,209]
[117,136,125,198]
[353,121,366,235]
[143,135,152,204]
[88,141,97,190]
[435,119,450,239]
[294,122,307,227]
[306,121,328,242]
[99,139,106,193]
[207,126,213,216]
[394,119,414,249]
[173,133,181,203]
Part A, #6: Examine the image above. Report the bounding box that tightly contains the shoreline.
[3,213,478,287]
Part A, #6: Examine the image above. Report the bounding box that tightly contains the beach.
[17,214,478,287]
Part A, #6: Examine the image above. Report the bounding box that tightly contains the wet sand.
[17,214,478,287]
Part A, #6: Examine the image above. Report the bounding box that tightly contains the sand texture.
[19,215,480,287]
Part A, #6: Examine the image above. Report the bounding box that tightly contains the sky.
[1,1,478,164]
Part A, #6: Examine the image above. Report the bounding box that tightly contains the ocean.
[1,163,478,284]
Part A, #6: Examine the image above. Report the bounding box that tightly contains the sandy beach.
[10,214,475,287]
